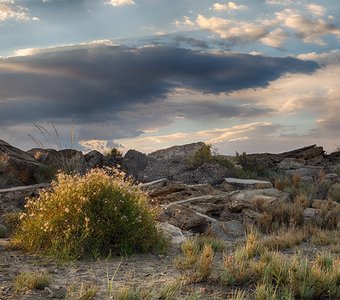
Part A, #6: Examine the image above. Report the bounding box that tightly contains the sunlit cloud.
[211,2,247,12]
[0,0,38,21]
[105,0,135,7]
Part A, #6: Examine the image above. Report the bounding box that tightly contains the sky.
[0,0,340,155]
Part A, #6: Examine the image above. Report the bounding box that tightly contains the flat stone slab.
[224,178,273,189]
[0,183,49,194]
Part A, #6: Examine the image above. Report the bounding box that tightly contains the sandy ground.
[0,238,184,300]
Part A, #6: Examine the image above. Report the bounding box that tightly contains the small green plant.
[14,168,166,260]
[14,271,51,293]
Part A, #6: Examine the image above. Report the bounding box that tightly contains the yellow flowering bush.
[14,168,165,259]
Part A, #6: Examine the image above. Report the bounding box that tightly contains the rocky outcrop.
[148,142,206,161]
[84,150,104,169]
[123,150,148,178]
[0,140,46,188]
[130,142,235,184]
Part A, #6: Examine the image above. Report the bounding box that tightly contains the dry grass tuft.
[14,271,51,293]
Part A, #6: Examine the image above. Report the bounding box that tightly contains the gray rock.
[0,141,46,188]
[277,158,306,170]
[175,163,233,185]
[227,188,290,213]
[123,149,148,179]
[222,220,246,237]
[303,208,319,220]
[223,178,273,190]
[158,205,210,233]
[148,142,206,161]
[0,183,49,221]
[157,222,186,245]
[84,150,103,169]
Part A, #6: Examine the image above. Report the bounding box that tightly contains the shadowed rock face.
[0,140,45,188]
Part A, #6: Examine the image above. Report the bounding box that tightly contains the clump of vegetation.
[222,232,340,299]
[13,168,166,260]
[106,147,123,158]
[253,199,304,233]
[187,144,237,174]
[14,271,51,293]
[66,283,98,300]
[0,152,9,172]
[329,183,340,202]
[174,236,222,282]
[235,152,266,177]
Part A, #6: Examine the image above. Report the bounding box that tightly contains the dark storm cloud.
[0,44,319,137]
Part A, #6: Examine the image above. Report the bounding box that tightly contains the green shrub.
[14,168,166,260]
[107,147,123,158]
[187,144,213,167]
[235,152,266,177]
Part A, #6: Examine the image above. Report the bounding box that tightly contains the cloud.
[306,3,326,17]
[192,3,340,48]
[211,2,247,12]
[105,0,135,7]
[0,0,38,21]
[266,0,295,5]
[196,15,267,42]
[260,28,288,48]
[174,16,195,29]
[276,9,340,45]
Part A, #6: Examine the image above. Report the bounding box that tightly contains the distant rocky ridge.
[0,139,340,189]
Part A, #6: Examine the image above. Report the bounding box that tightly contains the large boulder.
[0,140,46,188]
[84,150,104,169]
[123,149,148,178]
